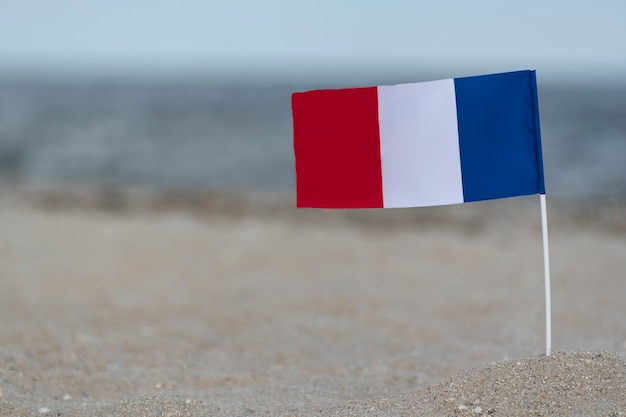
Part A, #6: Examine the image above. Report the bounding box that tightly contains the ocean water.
[0,77,625,202]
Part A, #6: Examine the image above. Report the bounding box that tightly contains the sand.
[0,187,625,416]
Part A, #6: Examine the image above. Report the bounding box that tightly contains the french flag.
[292,70,545,209]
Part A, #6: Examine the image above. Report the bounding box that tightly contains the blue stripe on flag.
[454,70,545,203]
[529,70,546,194]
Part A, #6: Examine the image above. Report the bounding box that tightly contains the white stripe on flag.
[377,79,464,208]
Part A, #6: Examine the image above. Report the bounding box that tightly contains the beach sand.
[0,187,625,416]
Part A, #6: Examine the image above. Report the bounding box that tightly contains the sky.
[1,0,625,82]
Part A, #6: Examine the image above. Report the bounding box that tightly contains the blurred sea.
[0,77,625,202]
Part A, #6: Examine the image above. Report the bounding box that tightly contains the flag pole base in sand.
[540,193,552,356]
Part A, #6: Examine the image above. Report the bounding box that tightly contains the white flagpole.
[539,193,552,356]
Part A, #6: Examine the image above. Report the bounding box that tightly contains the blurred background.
[0,0,625,202]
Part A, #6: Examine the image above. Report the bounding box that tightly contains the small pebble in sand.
[38,407,51,414]
[458,404,468,410]
[63,394,72,401]
[185,399,192,404]
[473,406,483,413]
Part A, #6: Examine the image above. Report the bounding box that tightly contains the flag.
[292,70,545,209]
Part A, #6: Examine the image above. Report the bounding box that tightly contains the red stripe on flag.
[292,87,383,208]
